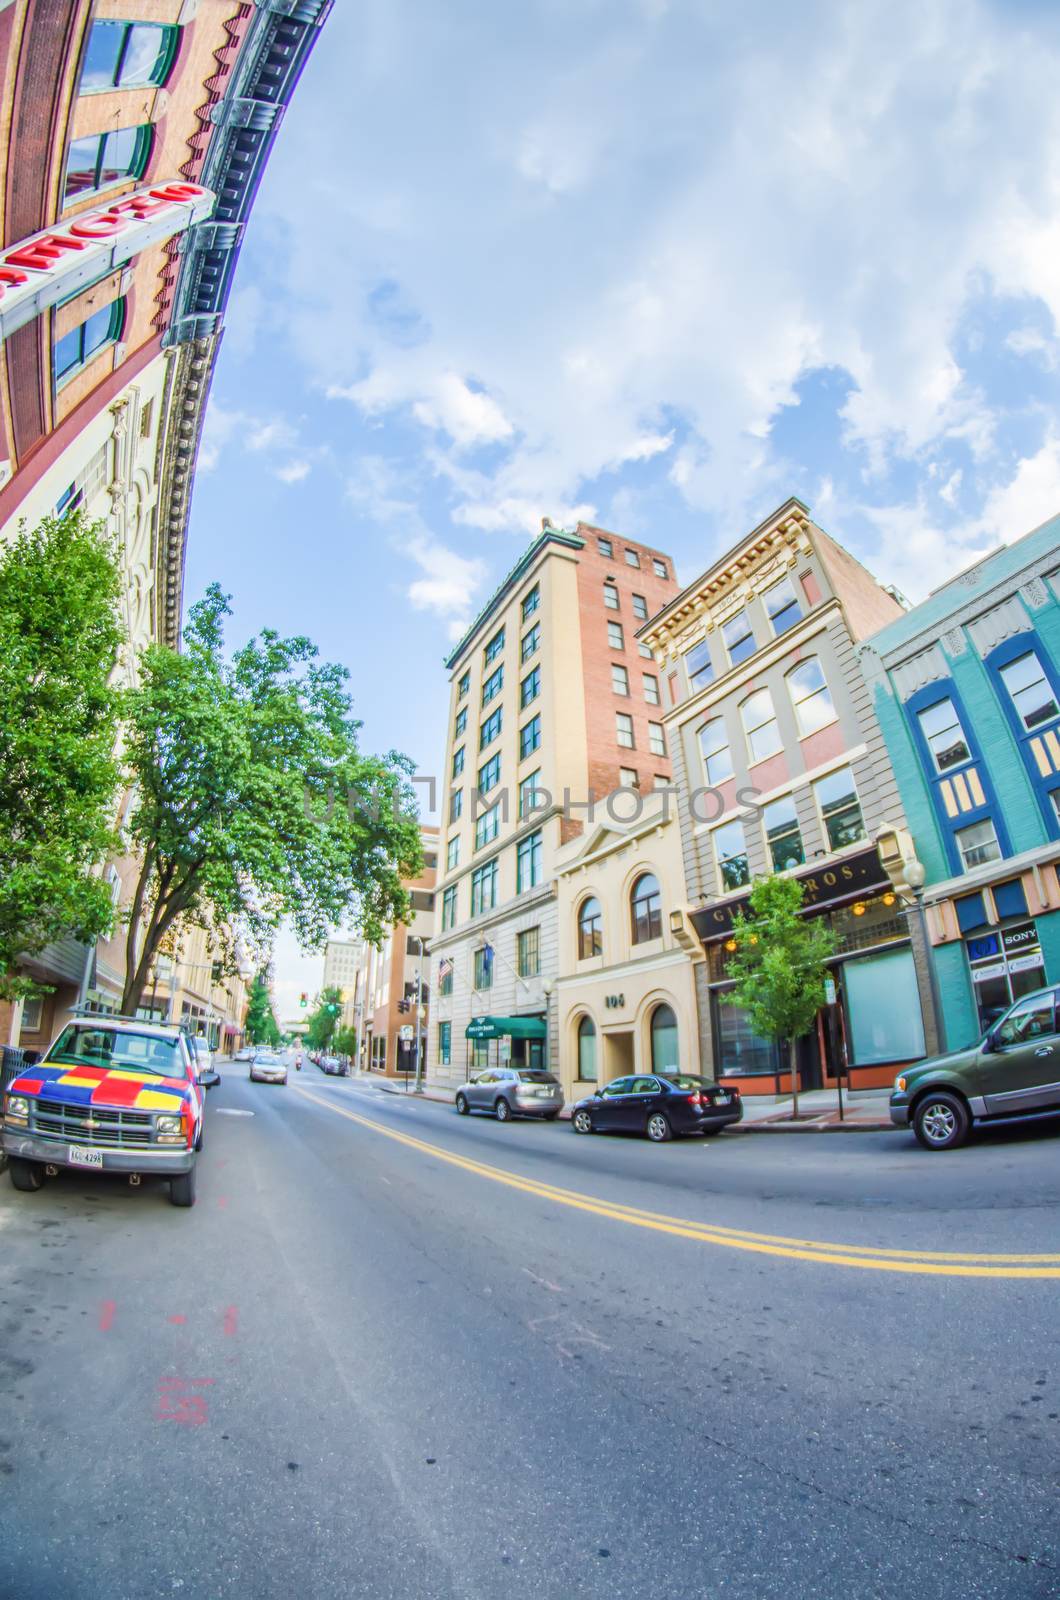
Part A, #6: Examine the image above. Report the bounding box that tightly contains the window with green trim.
[53,298,125,387]
[64,125,151,203]
[79,21,178,93]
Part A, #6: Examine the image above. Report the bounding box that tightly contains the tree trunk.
[789,1037,799,1121]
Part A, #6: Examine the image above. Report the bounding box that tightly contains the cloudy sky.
[184,0,1060,1009]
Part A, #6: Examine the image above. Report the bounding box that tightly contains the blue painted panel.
[981,631,1060,844]
[901,677,1011,875]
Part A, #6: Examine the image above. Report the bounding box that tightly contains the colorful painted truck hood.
[7,1061,191,1114]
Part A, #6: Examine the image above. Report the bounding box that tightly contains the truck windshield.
[47,1025,183,1078]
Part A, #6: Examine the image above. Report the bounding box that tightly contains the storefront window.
[650,1004,678,1073]
[714,995,779,1077]
[577,1016,597,1080]
[763,796,804,872]
[965,920,1045,1031]
[843,948,925,1065]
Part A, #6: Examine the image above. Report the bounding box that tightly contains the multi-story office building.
[859,513,1060,1050]
[349,825,437,1078]
[428,521,679,1090]
[639,496,937,1097]
[323,938,363,1000]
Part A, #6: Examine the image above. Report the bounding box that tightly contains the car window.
[601,1077,633,1097]
[994,993,1058,1047]
[517,1071,558,1083]
[631,1077,660,1093]
[476,1071,494,1085]
[660,1074,708,1091]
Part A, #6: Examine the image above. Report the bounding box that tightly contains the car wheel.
[572,1109,593,1135]
[495,1098,512,1122]
[8,1157,45,1192]
[646,1111,672,1143]
[455,1093,469,1115]
[913,1091,970,1151]
[169,1167,197,1207]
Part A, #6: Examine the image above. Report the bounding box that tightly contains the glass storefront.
[843,947,925,1065]
[965,920,1045,1032]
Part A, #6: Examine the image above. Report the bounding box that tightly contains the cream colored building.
[554,793,700,1101]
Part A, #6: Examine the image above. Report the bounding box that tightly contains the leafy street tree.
[305,986,343,1051]
[332,1024,358,1061]
[120,585,422,1014]
[244,973,280,1047]
[722,874,835,1120]
[0,512,124,996]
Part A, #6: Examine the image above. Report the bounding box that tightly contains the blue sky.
[183,0,1060,1007]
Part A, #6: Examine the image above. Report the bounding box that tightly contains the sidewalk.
[358,1074,896,1132]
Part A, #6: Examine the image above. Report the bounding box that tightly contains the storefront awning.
[466,1015,547,1041]
[690,846,891,940]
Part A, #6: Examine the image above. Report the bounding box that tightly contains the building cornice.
[444,527,586,671]
[153,333,220,648]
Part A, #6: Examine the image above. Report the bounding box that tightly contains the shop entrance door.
[603,1030,635,1085]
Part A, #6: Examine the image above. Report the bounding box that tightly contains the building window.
[643,673,660,705]
[844,949,926,1065]
[470,859,498,916]
[520,715,541,759]
[578,1015,598,1080]
[446,835,460,871]
[458,670,470,698]
[917,696,971,773]
[763,575,803,637]
[438,961,453,996]
[632,593,648,621]
[519,769,542,818]
[454,707,467,739]
[604,582,620,610]
[520,666,541,708]
[619,767,639,788]
[648,721,666,757]
[684,640,714,693]
[814,766,866,851]
[788,658,836,736]
[441,885,458,930]
[650,1004,678,1074]
[473,947,493,989]
[631,872,662,943]
[472,1040,490,1070]
[517,830,543,892]
[521,584,540,621]
[517,927,540,978]
[480,708,502,749]
[521,623,540,662]
[653,558,668,579]
[741,688,782,763]
[616,712,634,748]
[714,997,779,1077]
[955,817,1003,870]
[722,609,755,665]
[612,664,630,696]
[475,801,501,850]
[999,650,1059,731]
[53,299,125,387]
[994,877,1029,920]
[638,640,653,660]
[713,818,750,890]
[452,747,465,779]
[482,666,503,705]
[438,1021,451,1065]
[965,919,1045,1030]
[608,621,624,650]
[762,795,804,872]
[478,753,501,794]
[625,548,641,568]
[63,125,151,202]
[598,537,613,557]
[698,717,733,785]
[484,626,505,665]
[578,897,603,958]
[79,20,177,92]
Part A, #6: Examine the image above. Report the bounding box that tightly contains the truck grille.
[30,1098,153,1147]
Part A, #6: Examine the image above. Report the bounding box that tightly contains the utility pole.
[411,934,426,1095]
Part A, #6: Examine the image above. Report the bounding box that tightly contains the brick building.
[349,825,437,1079]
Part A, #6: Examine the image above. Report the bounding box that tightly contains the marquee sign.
[0,182,215,343]
[690,845,891,940]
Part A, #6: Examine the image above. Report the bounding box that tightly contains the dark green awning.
[466,1015,547,1041]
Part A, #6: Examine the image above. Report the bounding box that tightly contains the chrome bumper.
[2,1127,195,1174]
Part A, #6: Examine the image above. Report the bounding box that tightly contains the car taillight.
[686,1093,703,1105]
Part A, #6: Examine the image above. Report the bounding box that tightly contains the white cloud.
[978,431,1060,544]
[939,467,963,506]
[1005,326,1058,370]
[411,374,513,450]
[406,537,487,620]
[275,459,311,484]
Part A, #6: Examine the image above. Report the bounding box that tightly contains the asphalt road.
[1,1059,1057,1600]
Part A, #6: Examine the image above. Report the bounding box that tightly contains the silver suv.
[455,1067,564,1122]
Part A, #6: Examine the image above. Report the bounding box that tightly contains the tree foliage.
[0,512,124,994]
[722,874,835,1119]
[305,985,343,1050]
[120,586,422,1012]
[244,973,280,1047]
[332,1024,358,1060]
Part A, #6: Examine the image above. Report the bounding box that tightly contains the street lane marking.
[292,1085,1060,1278]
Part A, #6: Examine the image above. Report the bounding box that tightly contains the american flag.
[438,957,453,982]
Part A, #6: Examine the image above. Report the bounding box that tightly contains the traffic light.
[300,993,308,1007]
[211,961,222,983]
[397,999,410,1014]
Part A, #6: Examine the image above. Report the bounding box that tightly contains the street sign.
[399,1025,414,1042]
[824,978,837,1006]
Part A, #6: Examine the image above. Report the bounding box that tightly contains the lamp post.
[541,976,555,1074]
[903,857,945,1054]
[409,934,426,1094]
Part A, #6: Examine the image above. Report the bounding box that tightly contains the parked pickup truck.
[3,1014,219,1206]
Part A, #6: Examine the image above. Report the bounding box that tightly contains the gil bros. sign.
[0,182,215,342]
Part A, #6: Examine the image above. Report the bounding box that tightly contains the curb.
[728,1119,897,1135]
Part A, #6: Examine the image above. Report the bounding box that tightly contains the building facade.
[640,496,937,1096]
[859,513,1060,1052]
[348,825,437,1078]
[427,522,679,1091]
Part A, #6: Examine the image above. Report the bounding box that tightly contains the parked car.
[317,1055,346,1076]
[2,1015,218,1205]
[455,1067,564,1122]
[890,984,1060,1149]
[234,1046,254,1062]
[249,1052,288,1085]
[571,1073,742,1142]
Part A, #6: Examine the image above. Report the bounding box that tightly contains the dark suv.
[890,984,1060,1149]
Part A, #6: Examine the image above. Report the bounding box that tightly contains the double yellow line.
[293,1085,1060,1278]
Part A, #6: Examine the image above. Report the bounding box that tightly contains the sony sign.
[0,182,215,343]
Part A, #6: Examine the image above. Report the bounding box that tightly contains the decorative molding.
[153,335,220,649]
[966,596,1030,657]
[1020,576,1049,610]
[892,645,949,701]
[941,627,966,657]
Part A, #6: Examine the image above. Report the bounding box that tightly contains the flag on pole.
[482,943,494,976]
[438,957,453,982]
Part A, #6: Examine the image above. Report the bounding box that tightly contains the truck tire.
[170,1166,197,1207]
[8,1157,44,1191]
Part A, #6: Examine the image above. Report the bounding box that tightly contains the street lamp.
[902,857,945,1054]
[408,933,427,1095]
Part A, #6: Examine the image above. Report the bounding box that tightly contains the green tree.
[120,586,422,1013]
[244,973,280,1046]
[722,874,835,1120]
[0,511,124,995]
[332,1024,358,1060]
[305,985,342,1050]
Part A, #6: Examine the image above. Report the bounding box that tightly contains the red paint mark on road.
[168,1314,186,1325]
[155,1377,214,1426]
[99,1299,116,1332]
[223,1305,238,1337]
[217,1196,229,1209]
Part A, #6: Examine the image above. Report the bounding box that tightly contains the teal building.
[859,514,1060,1052]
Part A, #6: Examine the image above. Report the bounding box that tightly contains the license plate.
[714,1094,730,1105]
[68,1145,104,1168]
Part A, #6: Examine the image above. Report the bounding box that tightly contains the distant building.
[347,825,438,1078]
[323,939,363,997]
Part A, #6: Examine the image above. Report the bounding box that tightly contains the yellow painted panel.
[966,768,986,807]
[952,772,971,812]
[940,779,958,818]
[1031,737,1051,777]
[1045,729,1060,769]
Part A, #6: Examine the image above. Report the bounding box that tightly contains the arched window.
[578,896,603,959]
[631,873,662,944]
[698,716,733,785]
[650,1004,679,1074]
[577,1016,597,1081]
[787,658,836,736]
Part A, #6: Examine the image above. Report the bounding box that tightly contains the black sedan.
[571,1073,742,1142]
